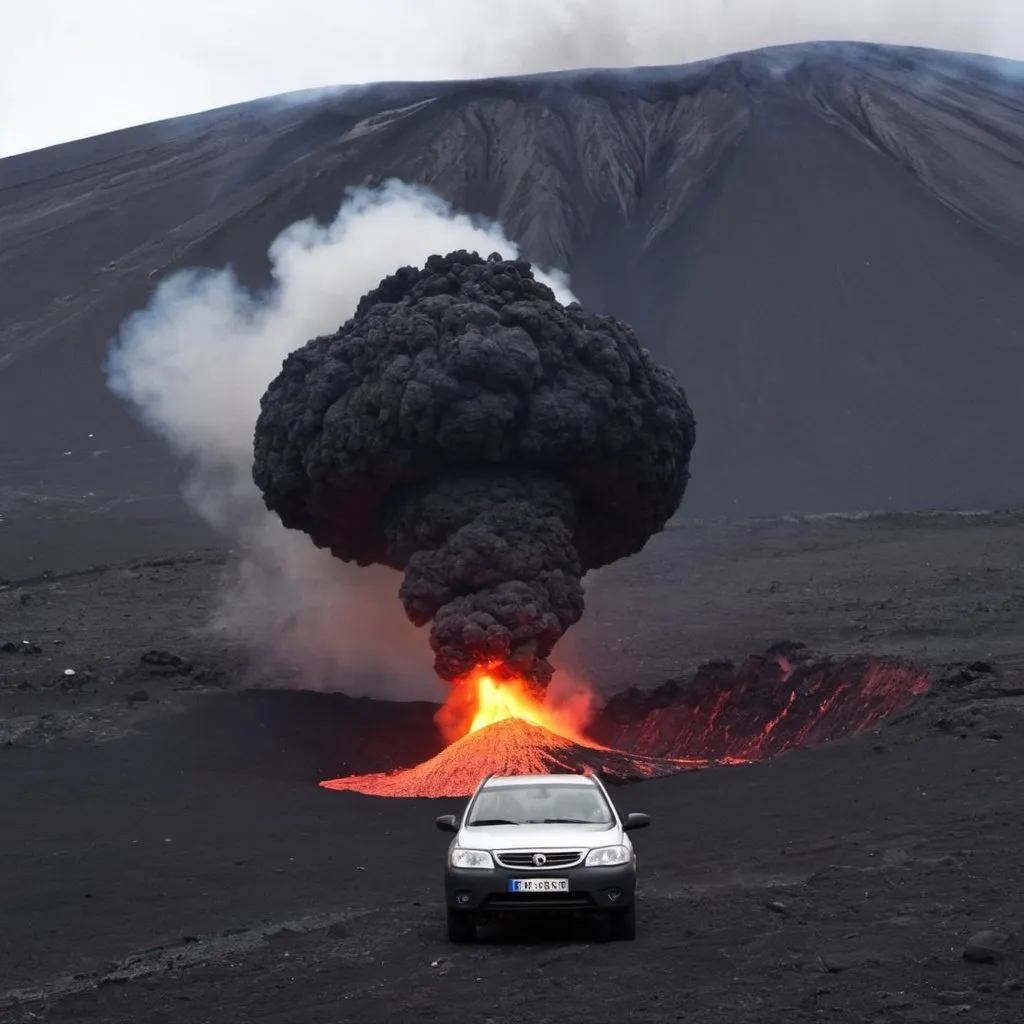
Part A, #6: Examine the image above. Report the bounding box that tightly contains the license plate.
[507,878,569,893]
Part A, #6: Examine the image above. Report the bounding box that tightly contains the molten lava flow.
[320,718,701,799]
[318,662,701,798]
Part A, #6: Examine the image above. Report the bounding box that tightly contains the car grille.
[484,891,594,910]
[495,850,583,869]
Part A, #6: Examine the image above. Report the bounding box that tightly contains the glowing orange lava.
[470,673,541,732]
[467,670,592,743]
[318,652,933,800]
[598,657,932,763]
[320,717,695,798]
[315,663,681,798]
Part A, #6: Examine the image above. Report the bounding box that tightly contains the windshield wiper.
[543,818,593,824]
[468,818,518,826]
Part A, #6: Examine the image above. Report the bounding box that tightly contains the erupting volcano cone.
[320,718,700,799]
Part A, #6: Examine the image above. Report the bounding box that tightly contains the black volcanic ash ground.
[1,512,1022,1022]
[252,251,695,685]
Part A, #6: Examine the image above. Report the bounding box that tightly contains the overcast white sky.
[2,0,1023,157]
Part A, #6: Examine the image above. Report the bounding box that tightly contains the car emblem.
[532,853,547,867]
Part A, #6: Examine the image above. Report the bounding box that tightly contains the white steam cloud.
[106,180,576,700]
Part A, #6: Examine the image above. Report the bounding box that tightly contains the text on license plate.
[507,878,569,893]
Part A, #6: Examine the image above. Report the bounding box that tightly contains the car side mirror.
[435,814,459,833]
[623,812,650,832]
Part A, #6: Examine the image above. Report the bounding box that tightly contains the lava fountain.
[433,663,594,746]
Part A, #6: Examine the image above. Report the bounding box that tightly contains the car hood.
[458,822,621,851]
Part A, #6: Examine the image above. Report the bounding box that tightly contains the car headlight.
[449,848,494,869]
[584,844,632,867]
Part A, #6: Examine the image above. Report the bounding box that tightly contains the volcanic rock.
[963,930,1011,963]
[320,718,697,799]
[937,990,974,1006]
[1,640,42,655]
[140,650,192,676]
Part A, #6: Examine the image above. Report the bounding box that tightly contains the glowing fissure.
[598,657,931,763]
[760,689,797,741]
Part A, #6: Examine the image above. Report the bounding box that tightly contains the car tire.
[609,903,636,941]
[446,907,476,943]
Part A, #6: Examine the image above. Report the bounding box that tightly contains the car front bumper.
[445,862,637,913]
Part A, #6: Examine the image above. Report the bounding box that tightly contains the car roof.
[481,773,598,789]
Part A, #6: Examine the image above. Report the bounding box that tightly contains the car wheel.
[446,907,476,943]
[609,903,636,941]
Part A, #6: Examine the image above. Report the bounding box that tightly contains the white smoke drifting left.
[106,180,576,700]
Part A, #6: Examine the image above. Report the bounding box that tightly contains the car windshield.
[466,782,614,826]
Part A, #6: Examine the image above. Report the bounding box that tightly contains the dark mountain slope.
[1,43,1024,573]
[598,91,1024,515]
[790,46,1024,248]
[0,85,443,343]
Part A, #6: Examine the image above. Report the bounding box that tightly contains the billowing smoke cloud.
[252,251,695,687]
[106,180,575,699]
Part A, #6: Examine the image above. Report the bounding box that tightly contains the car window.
[466,783,613,825]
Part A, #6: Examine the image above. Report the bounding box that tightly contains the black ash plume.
[253,251,695,684]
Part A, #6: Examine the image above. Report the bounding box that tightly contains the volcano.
[319,650,931,799]
[2,35,1024,1024]
[4,43,1024,578]
[320,717,697,798]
